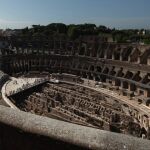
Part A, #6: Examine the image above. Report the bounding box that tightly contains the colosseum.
[1,36,150,149]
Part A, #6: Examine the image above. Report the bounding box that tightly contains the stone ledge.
[0,105,150,150]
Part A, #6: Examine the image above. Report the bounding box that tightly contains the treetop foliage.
[19,23,150,43]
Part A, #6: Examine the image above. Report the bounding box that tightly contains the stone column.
[112,52,115,60]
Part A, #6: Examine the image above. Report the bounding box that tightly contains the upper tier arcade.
[1,41,150,101]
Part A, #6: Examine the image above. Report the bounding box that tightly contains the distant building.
[2,29,22,37]
[137,29,146,36]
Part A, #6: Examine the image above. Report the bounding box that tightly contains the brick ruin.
[1,39,150,140]
[9,81,142,137]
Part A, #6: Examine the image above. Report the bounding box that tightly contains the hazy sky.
[0,0,150,29]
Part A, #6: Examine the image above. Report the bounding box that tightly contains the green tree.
[67,25,79,39]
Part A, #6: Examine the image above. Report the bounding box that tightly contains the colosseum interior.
[1,37,150,149]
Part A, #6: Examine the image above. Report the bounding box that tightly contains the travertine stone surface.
[0,105,150,150]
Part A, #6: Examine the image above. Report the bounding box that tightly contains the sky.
[0,0,150,29]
